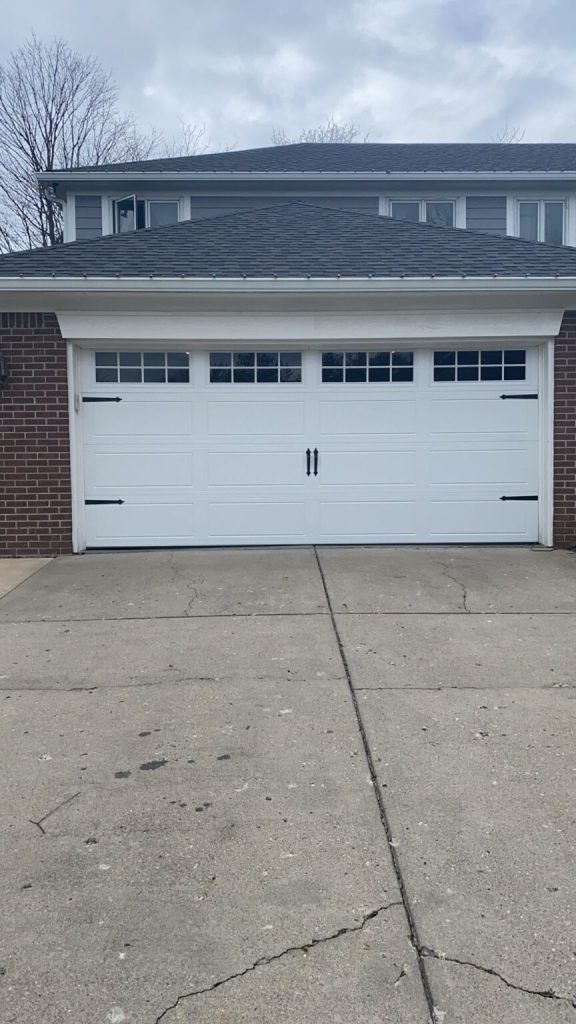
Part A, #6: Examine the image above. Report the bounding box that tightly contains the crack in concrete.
[3,610,576,625]
[420,946,576,1009]
[354,684,576,692]
[168,553,202,618]
[153,902,402,1023]
[29,791,80,835]
[0,674,347,694]
[437,564,469,613]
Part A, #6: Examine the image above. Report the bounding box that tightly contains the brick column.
[554,311,576,547]
[0,312,73,556]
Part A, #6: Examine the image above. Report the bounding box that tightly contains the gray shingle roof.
[64,142,576,174]
[2,202,576,280]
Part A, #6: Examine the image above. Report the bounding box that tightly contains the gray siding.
[75,195,103,239]
[190,194,379,219]
[466,195,507,235]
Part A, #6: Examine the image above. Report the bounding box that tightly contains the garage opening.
[78,346,539,547]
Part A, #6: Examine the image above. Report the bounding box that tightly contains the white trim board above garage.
[57,309,564,345]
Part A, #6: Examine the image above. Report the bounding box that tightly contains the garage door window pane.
[143,367,166,383]
[392,351,414,366]
[257,352,278,367]
[280,367,301,382]
[257,368,277,383]
[368,367,391,382]
[369,351,391,366]
[95,351,119,382]
[96,351,189,384]
[119,367,142,383]
[167,352,190,367]
[434,349,526,382]
[323,351,413,383]
[280,352,301,366]
[210,353,231,367]
[234,353,255,368]
[211,351,302,383]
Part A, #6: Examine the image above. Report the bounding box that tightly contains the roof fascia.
[2,276,576,296]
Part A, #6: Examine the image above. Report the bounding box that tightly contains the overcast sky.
[1,0,575,151]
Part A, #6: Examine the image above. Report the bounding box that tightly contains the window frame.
[321,350,415,384]
[432,348,527,384]
[388,198,457,228]
[515,198,566,245]
[109,194,184,235]
[94,350,190,384]
[209,351,303,385]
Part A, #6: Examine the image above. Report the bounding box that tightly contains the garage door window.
[95,351,190,384]
[210,352,302,383]
[322,351,414,383]
[433,349,526,382]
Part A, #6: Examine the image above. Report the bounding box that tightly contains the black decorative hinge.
[499,394,538,400]
[85,499,125,505]
[500,495,538,502]
[82,396,123,403]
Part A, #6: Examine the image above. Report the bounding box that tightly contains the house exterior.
[1,142,576,555]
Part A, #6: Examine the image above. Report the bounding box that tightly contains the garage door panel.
[318,451,417,485]
[319,399,416,436]
[208,401,304,436]
[318,501,417,539]
[85,451,194,488]
[208,452,305,487]
[427,499,538,539]
[207,502,308,540]
[84,400,193,437]
[85,503,196,544]
[428,397,537,436]
[429,448,537,486]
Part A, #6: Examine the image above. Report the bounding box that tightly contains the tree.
[0,34,161,252]
[491,120,525,143]
[271,118,369,145]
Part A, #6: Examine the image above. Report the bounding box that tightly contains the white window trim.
[103,194,186,236]
[513,197,567,245]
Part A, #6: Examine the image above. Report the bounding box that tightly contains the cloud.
[0,0,575,148]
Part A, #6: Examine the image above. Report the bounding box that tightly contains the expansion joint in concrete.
[312,546,437,1024]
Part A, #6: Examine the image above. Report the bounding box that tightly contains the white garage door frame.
[66,337,554,552]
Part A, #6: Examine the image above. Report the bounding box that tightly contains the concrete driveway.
[1,546,575,1024]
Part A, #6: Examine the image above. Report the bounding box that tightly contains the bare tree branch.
[271,119,370,145]
[0,33,160,251]
[491,120,526,143]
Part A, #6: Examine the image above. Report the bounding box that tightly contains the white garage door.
[79,346,540,547]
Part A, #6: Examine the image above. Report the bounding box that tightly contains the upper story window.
[114,196,180,234]
[517,200,564,246]
[390,200,455,228]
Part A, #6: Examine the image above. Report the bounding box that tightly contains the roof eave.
[36,170,576,186]
[2,275,576,295]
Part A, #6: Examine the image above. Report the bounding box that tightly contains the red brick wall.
[0,312,73,556]
[554,311,576,547]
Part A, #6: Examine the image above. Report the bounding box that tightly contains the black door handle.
[313,448,319,476]
[306,448,311,476]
